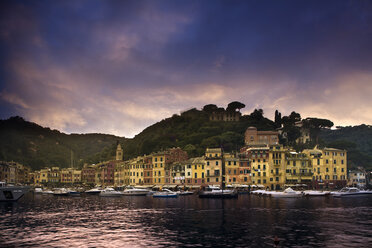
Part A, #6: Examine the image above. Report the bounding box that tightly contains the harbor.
[1,190,371,247]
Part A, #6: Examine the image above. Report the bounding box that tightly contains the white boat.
[123,187,149,196]
[0,182,29,201]
[53,188,69,196]
[332,187,372,197]
[42,190,54,194]
[270,187,303,198]
[99,188,124,197]
[153,189,178,198]
[198,186,238,199]
[34,187,43,194]
[303,190,330,196]
[85,188,102,195]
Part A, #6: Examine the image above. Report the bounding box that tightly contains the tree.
[250,109,264,121]
[226,101,246,112]
[303,118,334,144]
[274,110,282,127]
[202,104,218,113]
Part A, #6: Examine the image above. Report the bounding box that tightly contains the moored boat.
[303,190,330,196]
[85,188,102,195]
[0,182,30,201]
[34,187,43,194]
[198,186,238,199]
[53,188,69,196]
[270,187,302,198]
[332,187,372,197]
[123,187,149,196]
[153,189,178,198]
[99,188,124,197]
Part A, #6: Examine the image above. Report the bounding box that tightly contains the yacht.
[85,188,102,195]
[198,186,238,199]
[99,188,124,197]
[0,182,29,201]
[153,189,178,198]
[332,187,372,197]
[270,187,303,198]
[303,190,330,196]
[53,188,69,196]
[123,187,149,196]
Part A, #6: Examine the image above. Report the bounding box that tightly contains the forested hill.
[0,116,126,170]
[122,108,276,159]
[1,109,371,171]
[320,125,372,170]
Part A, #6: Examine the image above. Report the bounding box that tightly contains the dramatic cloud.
[0,0,371,137]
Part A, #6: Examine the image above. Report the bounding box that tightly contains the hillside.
[1,110,371,171]
[0,116,126,170]
[320,125,372,170]
[122,108,276,159]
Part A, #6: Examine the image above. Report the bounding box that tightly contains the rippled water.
[1,193,371,247]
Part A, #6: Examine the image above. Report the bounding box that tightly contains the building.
[210,111,241,122]
[244,127,279,146]
[237,152,251,185]
[190,157,205,185]
[205,148,222,186]
[303,147,347,189]
[348,170,366,188]
[82,164,97,185]
[116,143,123,161]
[143,155,153,185]
[284,151,313,187]
[170,161,186,185]
[225,155,239,185]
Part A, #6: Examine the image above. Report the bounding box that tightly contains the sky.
[0,0,371,137]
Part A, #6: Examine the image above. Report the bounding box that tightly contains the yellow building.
[205,148,222,186]
[284,151,312,186]
[129,157,144,185]
[40,168,50,183]
[303,147,347,189]
[268,145,288,190]
[248,147,271,188]
[190,157,205,185]
[152,152,167,185]
[49,167,60,183]
[225,155,239,185]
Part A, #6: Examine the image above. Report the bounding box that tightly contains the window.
[334,168,336,173]
[207,162,210,166]
[270,178,273,182]
[275,177,279,182]
[202,172,204,178]
[216,161,219,166]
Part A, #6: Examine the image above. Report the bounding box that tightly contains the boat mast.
[221,147,225,191]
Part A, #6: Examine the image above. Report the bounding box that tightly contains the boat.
[67,189,81,196]
[85,188,102,195]
[0,182,30,201]
[99,188,124,197]
[177,191,194,196]
[53,188,69,196]
[270,187,303,198]
[42,190,54,194]
[198,186,238,199]
[303,190,330,196]
[153,189,178,198]
[34,187,43,194]
[332,187,372,197]
[122,187,149,196]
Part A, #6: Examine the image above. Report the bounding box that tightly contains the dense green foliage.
[122,108,276,159]
[0,116,126,170]
[320,125,372,170]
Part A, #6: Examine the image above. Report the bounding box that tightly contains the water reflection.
[0,193,371,247]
